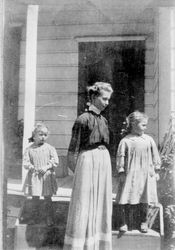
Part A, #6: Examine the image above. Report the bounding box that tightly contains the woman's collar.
[88,104,101,115]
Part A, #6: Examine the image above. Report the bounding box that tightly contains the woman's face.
[92,89,112,112]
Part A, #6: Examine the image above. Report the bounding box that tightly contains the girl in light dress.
[23,122,59,226]
[116,111,161,233]
[63,82,113,250]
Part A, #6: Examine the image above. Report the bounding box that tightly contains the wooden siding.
[21,23,154,40]
[144,10,159,143]
[18,4,157,155]
[19,80,78,93]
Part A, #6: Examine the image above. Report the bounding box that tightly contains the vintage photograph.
[2,0,175,249]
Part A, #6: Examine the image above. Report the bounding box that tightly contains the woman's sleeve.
[48,146,59,168]
[116,140,127,173]
[23,148,33,170]
[67,118,82,173]
[150,137,161,170]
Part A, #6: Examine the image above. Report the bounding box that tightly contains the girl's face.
[92,89,112,112]
[33,127,48,145]
[131,119,148,136]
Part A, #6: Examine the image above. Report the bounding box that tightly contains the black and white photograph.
[1,0,175,249]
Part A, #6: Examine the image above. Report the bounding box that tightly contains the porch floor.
[7,175,118,200]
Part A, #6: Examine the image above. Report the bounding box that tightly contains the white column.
[0,0,4,248]
[159,7,175,189]
[158,7,172,142]
[22,5,38,187]
[170,9,175,112]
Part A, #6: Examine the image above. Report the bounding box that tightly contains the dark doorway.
[78,40,145,171]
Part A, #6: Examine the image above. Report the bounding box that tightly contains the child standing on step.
[116,111,161,233]
[23,122,59,226]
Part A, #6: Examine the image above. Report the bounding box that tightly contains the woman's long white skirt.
[63,147,112,250]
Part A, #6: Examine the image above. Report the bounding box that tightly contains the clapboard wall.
[18,3,158,156]
[145,9,159,144]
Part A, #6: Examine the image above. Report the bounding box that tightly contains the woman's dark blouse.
[68,110,110,154]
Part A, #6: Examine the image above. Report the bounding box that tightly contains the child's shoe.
[140,222,148,233]
[119,224,128,232]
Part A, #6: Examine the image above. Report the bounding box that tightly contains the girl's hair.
[28,122,49,143]
[87,82,113,102]
[127,111,148,131]
[121,111,148,135]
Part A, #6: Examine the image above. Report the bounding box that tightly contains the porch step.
[14,221,64,250]
[14,221,161,250]
[112,230,161,250]
[14,199,162,250]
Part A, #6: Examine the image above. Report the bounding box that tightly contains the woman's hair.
[121,111,148,136]
[87,82,113,102]
[28,122,49,143]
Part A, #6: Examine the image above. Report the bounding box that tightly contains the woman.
[63,82,113,250]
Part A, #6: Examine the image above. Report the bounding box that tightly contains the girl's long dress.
[23,143,59,196]
[116,134,161,205]
[64,111,112,250]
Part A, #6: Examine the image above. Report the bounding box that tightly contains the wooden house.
[3,0,175,249]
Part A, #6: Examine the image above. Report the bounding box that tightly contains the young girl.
[23,122,59,226]
[116,111,161,233]
[64,82,113,250]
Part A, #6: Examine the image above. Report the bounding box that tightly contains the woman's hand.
[155,173,160,181]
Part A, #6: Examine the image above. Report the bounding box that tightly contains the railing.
[148,115,175,237]
[147,204,164,236]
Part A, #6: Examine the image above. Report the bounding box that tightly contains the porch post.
[170,9,175,113]
[158,7,175,142]
[0,0,5,248]
[22,5,38,187]
[159,7,175,189]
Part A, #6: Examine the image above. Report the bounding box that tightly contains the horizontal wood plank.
[19,93,78,107]
[55,149,68,156]
[37,9,154,26]
[145,64,154,78]
[19,66,78,80]
[144,92,154,105]
[20,39,78,54]
[18,106,77,121]
[20,52,78,66]
[19,80,78,93]
[21,23,154,40]
[40,120,75,135]
[145,79,155,92]
[47,134,71,149]
[144,105,155,119]
[145,49,154,64]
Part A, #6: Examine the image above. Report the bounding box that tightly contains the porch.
[4,0,175,249]
[7,176,163,250]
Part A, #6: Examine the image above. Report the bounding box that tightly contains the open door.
[78,40,145,171]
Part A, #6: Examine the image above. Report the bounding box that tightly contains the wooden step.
[112,230,161,250]
[14,221,161,250]
[14,199,162,250]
